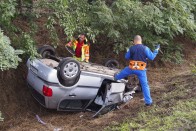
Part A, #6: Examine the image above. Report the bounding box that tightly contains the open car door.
[92,83,126,118]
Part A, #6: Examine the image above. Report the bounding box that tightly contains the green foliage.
[0,0,196,64]
[38,0,195,62]
[45,16,60,47]
[90,0,196,53]
[19,32,38,59]
[161,44,184,64]
[39,0,98,42]
[0,0,38,61]
[0,0,17,28]
[0,29,23,71]
[191,64,196,75]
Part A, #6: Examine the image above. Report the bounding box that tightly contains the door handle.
[69,94,76,97]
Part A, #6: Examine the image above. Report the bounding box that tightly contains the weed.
[191,64,196,75]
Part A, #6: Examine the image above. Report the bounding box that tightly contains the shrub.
[0,28,23,71]
[1,0,196,63]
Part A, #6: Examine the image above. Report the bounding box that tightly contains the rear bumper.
[26,69,61,109]
[27,83,46,107]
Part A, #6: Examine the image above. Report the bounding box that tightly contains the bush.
[0,0,38,61]
[1,0,196,64]
[0,0,17,30]
[91,0,196,51]
[39,0,195,62]
[0,28,23,71]
[19,32,38,59]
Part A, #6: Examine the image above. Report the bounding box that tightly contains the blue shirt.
[125,44,158,63]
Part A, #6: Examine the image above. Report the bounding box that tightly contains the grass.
[108,100,196,131]
[191,64,196,75]
[106,74,196,131]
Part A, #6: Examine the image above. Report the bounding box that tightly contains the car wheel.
[105,59,120,69]
[57,72,80,87]
[58,57,73,67]
[37,45,55,58]
[58,58,80,86]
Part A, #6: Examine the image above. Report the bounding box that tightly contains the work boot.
[114,72,118,80]
[145,103,153,107]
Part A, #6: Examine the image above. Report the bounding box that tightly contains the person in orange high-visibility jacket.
[66,34,90,62]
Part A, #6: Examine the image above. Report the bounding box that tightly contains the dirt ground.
[0,50,195,131]
[0,19,196,130]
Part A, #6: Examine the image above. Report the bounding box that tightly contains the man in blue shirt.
[115,35,160,106]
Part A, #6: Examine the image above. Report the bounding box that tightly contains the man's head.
[78,34,86,42]
[133,35,142,45]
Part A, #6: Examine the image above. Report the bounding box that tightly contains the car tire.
[58,57,73,67]
[37,45,55,58]
[57,58,80,86]
[105,59,120,69]
[57,73,80,87]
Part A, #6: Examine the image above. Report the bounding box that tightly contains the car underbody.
[26,45,141,117]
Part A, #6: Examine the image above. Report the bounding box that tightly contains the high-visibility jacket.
[72,40,90,62]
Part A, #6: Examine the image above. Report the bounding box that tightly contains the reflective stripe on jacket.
[72,40,90,62]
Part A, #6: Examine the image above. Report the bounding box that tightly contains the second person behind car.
[66,34,90,63]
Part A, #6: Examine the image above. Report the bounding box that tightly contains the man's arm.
[145,47,159,60]
[125,48,131,60]
[65,41,72,47]
[66,40,78,52]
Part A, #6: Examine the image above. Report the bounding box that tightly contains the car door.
[92,83,125,117]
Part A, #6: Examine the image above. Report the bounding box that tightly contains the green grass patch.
[191,64,196,75]
[107,100,196,131]
[106,75,196,131]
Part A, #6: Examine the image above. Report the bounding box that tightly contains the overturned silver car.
[26,45,138,117]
